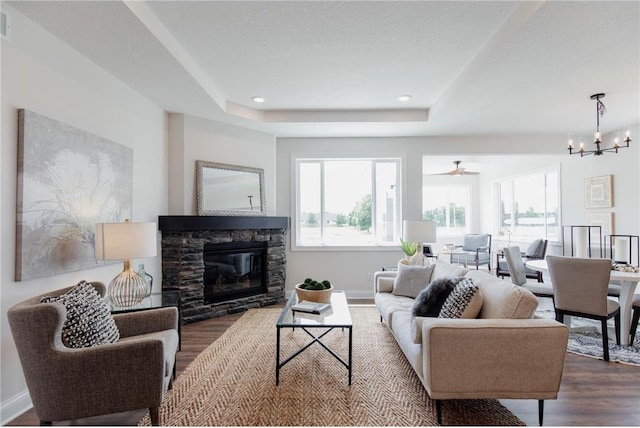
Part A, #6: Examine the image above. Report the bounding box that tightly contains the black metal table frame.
[276,323,352,386]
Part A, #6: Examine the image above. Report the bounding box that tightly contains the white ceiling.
[7,1,640,139]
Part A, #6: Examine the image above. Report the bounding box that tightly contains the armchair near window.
[450,233,492,270]
[497,239,548,282]
[8,282,179,426]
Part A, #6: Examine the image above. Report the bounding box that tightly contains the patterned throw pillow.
[41,281,120,348]
[438,278,483,319]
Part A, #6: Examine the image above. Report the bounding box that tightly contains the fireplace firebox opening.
[203,241,268,304]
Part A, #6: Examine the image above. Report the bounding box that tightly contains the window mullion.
[320,160,326,242]
[371,160,377,240]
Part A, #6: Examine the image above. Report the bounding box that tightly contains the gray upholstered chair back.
[546,255,612,316]
[462,234,490,252]
[504,246,528,286]
[525,239,548,259]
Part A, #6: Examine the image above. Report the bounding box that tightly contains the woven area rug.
[139,306,524,426]
[536,308,640,366]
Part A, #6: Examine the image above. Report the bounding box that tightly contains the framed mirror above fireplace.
[196,160,266,216]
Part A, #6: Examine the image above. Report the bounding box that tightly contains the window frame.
[495,164,562,244]
[292,155,403,251]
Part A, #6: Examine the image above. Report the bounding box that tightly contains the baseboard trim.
[1,389,32,425]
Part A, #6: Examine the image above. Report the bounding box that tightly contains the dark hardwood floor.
[7,299,640,426]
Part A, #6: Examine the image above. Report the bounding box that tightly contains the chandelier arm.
[567,93,630,157]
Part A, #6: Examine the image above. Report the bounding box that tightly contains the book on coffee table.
[291,300,331,314]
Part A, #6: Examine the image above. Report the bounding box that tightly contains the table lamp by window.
[403,220,437,256]
[95,219,157,307]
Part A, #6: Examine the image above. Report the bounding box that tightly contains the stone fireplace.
[159,216,288,323]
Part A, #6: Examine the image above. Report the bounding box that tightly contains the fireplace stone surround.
[159,215,289,323]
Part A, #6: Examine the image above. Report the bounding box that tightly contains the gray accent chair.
[7,282,179,426]
[497,239,548,282]
[503,246,554,298]
[450,233,492,270]
[546,256,620,361]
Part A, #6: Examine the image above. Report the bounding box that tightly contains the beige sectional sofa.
[374,260,569,426]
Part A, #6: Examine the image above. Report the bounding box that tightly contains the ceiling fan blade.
[428,161,480,175]
[431,168,480,176]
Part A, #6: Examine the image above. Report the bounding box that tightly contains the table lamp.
[95,219,157,307]
[403,220,437,256]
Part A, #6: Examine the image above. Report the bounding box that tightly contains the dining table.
[526,258,640,346]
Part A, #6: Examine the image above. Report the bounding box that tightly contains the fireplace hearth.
[159,216,288,323]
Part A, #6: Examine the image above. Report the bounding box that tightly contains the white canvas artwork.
[584,175,613,208]
[16,109,132,281]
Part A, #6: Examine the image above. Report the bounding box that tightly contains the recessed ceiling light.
[397,95,411,102]
[252,96,265,103]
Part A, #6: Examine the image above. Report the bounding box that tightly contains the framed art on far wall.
[585,212,614,237]
[584,175,612,208]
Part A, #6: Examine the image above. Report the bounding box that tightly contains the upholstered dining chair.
[546,256,620,361]
[450,233,492,270]
[503,246,554,298]
[630,296,640,345]
[497,239,548,282]
[8,282,179,426]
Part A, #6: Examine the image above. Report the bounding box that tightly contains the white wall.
[167,113,277,215]
[0,6,168,423]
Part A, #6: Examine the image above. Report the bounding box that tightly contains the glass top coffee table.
[276,290,353,385]
[111,290,182,350]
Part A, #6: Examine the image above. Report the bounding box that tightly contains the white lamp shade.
[403,220,437,243]
[95,222,157,260]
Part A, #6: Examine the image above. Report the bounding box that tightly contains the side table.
[111,290,182,350]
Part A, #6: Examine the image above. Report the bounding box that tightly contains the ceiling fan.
[435,160,480,176]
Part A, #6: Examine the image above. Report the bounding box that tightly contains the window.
[295,157,401,247]
[422,184,472,236]
[497,165,560,242]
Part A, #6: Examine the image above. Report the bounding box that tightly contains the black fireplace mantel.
[158,215,289,232]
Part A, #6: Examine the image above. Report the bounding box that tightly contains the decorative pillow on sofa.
[41,280,120,348]
[412,277,463,317]
[392,262,435,298]
[438,278,483,319]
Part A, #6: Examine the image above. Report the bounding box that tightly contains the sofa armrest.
[422,318,569,400]
[373,271,397,294]
[113,307,178,338]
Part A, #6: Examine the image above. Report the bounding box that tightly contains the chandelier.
[567,93,631,156]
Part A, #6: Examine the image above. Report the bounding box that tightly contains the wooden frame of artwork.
[584,175,613,208]
[585,212,614,237]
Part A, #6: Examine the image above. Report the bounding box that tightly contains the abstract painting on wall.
[16,109,132,281]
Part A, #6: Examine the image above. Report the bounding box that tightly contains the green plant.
[400,238,418,257]
[299,277,332,290]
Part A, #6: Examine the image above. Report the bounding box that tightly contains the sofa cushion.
[431,260,468,281]
[392,311,425,378]
[438,278,483,319]
[41,280,120,348]
[392,262,435,298]
[375,292,415,328]
[412,277,463,317]
[465,270,538,319]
